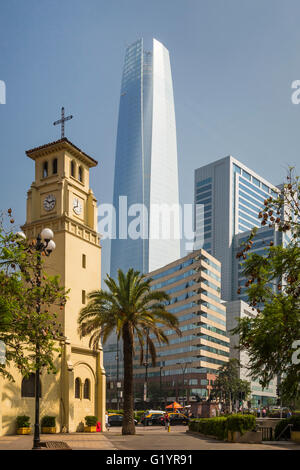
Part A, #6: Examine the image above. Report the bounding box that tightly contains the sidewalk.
[0,432,117,450]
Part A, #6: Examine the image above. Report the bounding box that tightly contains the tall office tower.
[133,250,230,404]
[110,38,180,279]
[226,300,277,406]
[194,156,279,301]
[233,226,289,303]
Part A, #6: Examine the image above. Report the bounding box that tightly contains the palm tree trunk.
[122,322,136,435]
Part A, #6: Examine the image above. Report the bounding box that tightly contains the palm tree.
[78,268,181,435]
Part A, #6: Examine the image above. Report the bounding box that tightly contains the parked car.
[108,413,138,427]
[140,412,166,426]
[167,412,190,426]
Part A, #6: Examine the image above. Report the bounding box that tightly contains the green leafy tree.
[0,210,67,380]
[210,358,251,412]
[233,168,300,401]
[78,268,181,435]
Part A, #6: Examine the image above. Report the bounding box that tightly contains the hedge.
[189,414,256,440]
[275,416,300,440]
[226,414,256,435]
[189,417,228,440]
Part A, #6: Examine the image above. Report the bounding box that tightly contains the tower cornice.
[21,214,101,248]
[26,138,98,168]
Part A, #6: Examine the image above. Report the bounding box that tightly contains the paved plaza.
[0,426,300,451]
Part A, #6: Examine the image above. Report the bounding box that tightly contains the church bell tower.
[21,137,106,432]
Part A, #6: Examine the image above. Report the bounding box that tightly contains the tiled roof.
[25,137,98,166]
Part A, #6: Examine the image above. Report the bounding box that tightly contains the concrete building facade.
[133,249,230,404]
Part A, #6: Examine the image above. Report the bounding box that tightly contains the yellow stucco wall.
[0,349,62,436]
[0,140,106,436]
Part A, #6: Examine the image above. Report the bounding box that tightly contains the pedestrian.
[105,412,110,431]
[287,409,292,418]
[164,413,170,430]
[262,407,266,418]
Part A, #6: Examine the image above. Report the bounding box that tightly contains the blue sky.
[1,0,300,281]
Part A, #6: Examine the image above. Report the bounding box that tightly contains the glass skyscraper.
[194,156,279,300]
[110,38,180,279]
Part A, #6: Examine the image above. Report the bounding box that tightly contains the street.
[1,425,300,450]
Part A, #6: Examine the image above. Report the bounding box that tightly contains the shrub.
[84,416,98,426]
[41,416,56,427]
[226,414,256,435]
[16,415,30,428]
[189,417,228,440]
[189,414,256,440]
[275,416,300,440]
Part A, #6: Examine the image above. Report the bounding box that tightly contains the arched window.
[21,373,41,398]
[52,158,58,174]
[83,379,90,399]
[78,166,83,183]
[70,160,75,178]
[42,161,48,178]
[75,377,81,399]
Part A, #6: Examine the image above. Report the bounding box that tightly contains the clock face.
[73,197,82,215]
[43,194,56,212]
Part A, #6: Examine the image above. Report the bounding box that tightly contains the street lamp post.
[176,362,191,408]
[28,228,56,450]
[159,365,164,410]
[143,328,150,407]
[116,340,120,410]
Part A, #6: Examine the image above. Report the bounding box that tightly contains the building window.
[21,373,41,398]
[52,158,58,174]
[82,290,86,304]
[82,254,86,268]
[42,161,48,178]
[242,170,251,181]
[75,378,81,399]
[83,379,90,399]
[78,166,83,183]
[189,379,198,385]
[70,160,75,178]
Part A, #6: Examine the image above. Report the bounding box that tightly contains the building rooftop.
[25,137,98,167]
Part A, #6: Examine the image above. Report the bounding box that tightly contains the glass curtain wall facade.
[194,156,279,300]
[233,226,288,302]
[133,249,230,403]
[110,38,180,279]
[226,300,277,405]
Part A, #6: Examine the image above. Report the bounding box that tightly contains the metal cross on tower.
[53,107,73,139]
